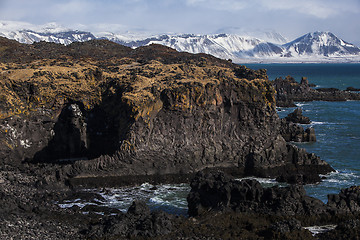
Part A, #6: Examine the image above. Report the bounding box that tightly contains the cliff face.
[0,37,332,184]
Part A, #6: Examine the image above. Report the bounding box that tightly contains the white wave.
[310,121,327,125]
[235,177,285,188]
[321,170,356,179]
[58,183,191,215]
[324,178,346,184]
[58,202,92,209]
[149,196,171,205]
[139,182,154,190]
[304,225,336,236]
[62,198,82,203]
[295,102,308,107]
[319,170,358,186]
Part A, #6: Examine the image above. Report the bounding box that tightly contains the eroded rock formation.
[280,108,316,143]
[0,37,333,186]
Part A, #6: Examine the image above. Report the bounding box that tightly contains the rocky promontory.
[0,37,333,186]
[273,76,360,107]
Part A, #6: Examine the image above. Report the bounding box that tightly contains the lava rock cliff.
[0,37,333,185]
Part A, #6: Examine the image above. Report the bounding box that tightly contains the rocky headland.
[1,36,357,239]
[0,36,332,186]
[272,76,360,107]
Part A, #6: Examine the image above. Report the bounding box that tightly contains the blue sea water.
[59,64,360,213]
[245,63,360,90]
[248,63,360,202]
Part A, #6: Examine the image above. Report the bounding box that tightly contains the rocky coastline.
[0,37,359,239]
[0,37,333,185]
[2,167,360,239]
[272,76,360,107]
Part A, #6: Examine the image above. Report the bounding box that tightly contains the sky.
[0,0,359,45]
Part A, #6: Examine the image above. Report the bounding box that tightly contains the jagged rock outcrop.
[188,170,360,217]
[273,76,360,107]
[280,108,316,143]
[285,108,310,124]
[327,186,360,214]
[0,37,333,186]
[187,170,327,217]
[85,200,174,239]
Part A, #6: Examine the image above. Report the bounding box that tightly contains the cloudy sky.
[0,0,359,45]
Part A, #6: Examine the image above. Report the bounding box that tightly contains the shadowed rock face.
[0,38,333,185]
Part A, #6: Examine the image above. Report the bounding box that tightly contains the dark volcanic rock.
[270,219,302,234]
[285,108,311,124]
[280,120,316,142]
[0,39,333,187]
[327,186,360,214]
[272,76,360,107]
[346,86,360,92]
[187,170,327,217]
[86,200,174,239]
[280,108,316,142]
[318,219,360,240]
[128,200,151,216]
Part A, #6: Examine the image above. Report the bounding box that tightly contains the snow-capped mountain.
[0,21,96,44]
[283,31,360,57]
[1,21,359,62]
[106,32,359,62]
[103,33,284,60]
[2,29,96,45]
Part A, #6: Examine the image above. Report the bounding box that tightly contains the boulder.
[187,170,327,217]
[86,200,174,238]
[327,186,360,214]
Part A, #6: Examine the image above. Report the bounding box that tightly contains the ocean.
[59,63,360,214]
[248,63,360,202]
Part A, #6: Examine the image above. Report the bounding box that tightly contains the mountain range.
[1,21,359,63]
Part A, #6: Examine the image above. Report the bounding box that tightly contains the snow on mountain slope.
[0,21,96,45]
[283,31,360,57]
[105,33,283,61]
[1,21,359,62]
[214,27,288,44]
[99,31,360,62]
